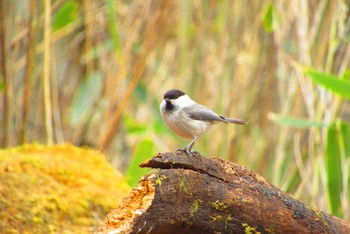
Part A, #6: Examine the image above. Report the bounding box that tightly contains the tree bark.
[95,151,350,234]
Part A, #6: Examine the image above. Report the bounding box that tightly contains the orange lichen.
[0,144,130,233]
[101,174,155,233]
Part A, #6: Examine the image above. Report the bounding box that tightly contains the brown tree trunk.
[95,151,350,234]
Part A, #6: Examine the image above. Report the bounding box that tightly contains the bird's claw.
[176,147,193,156]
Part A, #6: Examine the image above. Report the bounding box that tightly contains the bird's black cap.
[163,89,185,100]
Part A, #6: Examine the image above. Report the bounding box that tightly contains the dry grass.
[0,0,349,220]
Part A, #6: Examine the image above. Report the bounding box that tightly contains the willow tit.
[160,89,246,155]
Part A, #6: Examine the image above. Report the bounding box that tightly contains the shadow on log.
[95,151,350,234]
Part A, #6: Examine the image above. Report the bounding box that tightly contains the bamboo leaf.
[268,113,327,128]
[341,69,350,80]
[263,4,278,32]
[68,72,102,125]
[341,122,350,208]
[326,122,343,217]
[106,0,122,59]
[124,115,147,135]
[304,68,350,100]
[340,121,350,159]
[52,0,79,32]
[126,139,155,187]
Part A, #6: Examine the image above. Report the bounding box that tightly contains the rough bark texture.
[95,151,350,234]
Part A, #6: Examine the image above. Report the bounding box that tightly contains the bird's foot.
[176,147,193,156]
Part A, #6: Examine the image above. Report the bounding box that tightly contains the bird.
[160,89,246,155]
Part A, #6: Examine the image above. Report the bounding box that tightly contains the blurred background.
[1,0,350,221]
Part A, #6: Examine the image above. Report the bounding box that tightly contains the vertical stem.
[98,2,168,151]
[83,0,93,75]
[0,0,9,147]
[19,0,35,144]
[44,0,53,145]
[51,47,65,143]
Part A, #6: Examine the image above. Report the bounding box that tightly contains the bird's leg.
[177,136,199,155]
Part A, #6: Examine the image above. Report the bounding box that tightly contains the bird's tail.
[224,117,246,125]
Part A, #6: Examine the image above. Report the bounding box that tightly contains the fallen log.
[95,151,350,234]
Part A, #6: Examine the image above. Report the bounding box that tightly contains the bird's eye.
[165,99,175,111]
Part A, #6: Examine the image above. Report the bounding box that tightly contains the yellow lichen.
[178,177,191,195]
[212,200,229,211]
[190,199,201,217]
[0,144,130,233]
[312,207,328,228]
[242,223,261,234]
[155,175,167,185]
[225,214,232,229]
[210,215,223,222]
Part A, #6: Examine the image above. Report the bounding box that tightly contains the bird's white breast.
[160,98,212,139]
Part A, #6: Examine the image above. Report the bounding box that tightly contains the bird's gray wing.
[183,104,227,122]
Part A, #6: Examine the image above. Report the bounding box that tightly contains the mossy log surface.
[96,151,350,234]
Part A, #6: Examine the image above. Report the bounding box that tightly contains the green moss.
[0,144,130,233]
[242,223,260,234]
[212,200,229,211]
[210,214,232,228]
[225,214,232,229]
[155,175,167,185]
[178,177,191,195]
[190,199,201,217]
[210,215,223,222]
[314,209,328,227]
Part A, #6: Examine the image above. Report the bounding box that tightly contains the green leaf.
[215,0,226,32]
[123,115,147,135]
[340,122,350,159]
[326,121,345,217]
[68,72,102,125]
[126,139,155,187]
[153,120,167,134]
[133,83,147,102]
[341,69,350,81]
[263,4,277,32]
[53,0,79,32]
[268,113,327,128]
[106,0,122,59]
[0,81,3,91]
[304,68,350,100]
[341,122,350,207]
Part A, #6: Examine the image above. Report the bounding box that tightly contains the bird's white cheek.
[160,100,166,112]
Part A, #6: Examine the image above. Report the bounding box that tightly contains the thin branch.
[0,0,9,147]
[43,0,53,145]
[98,2,172,150]
[19,0,35,144]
